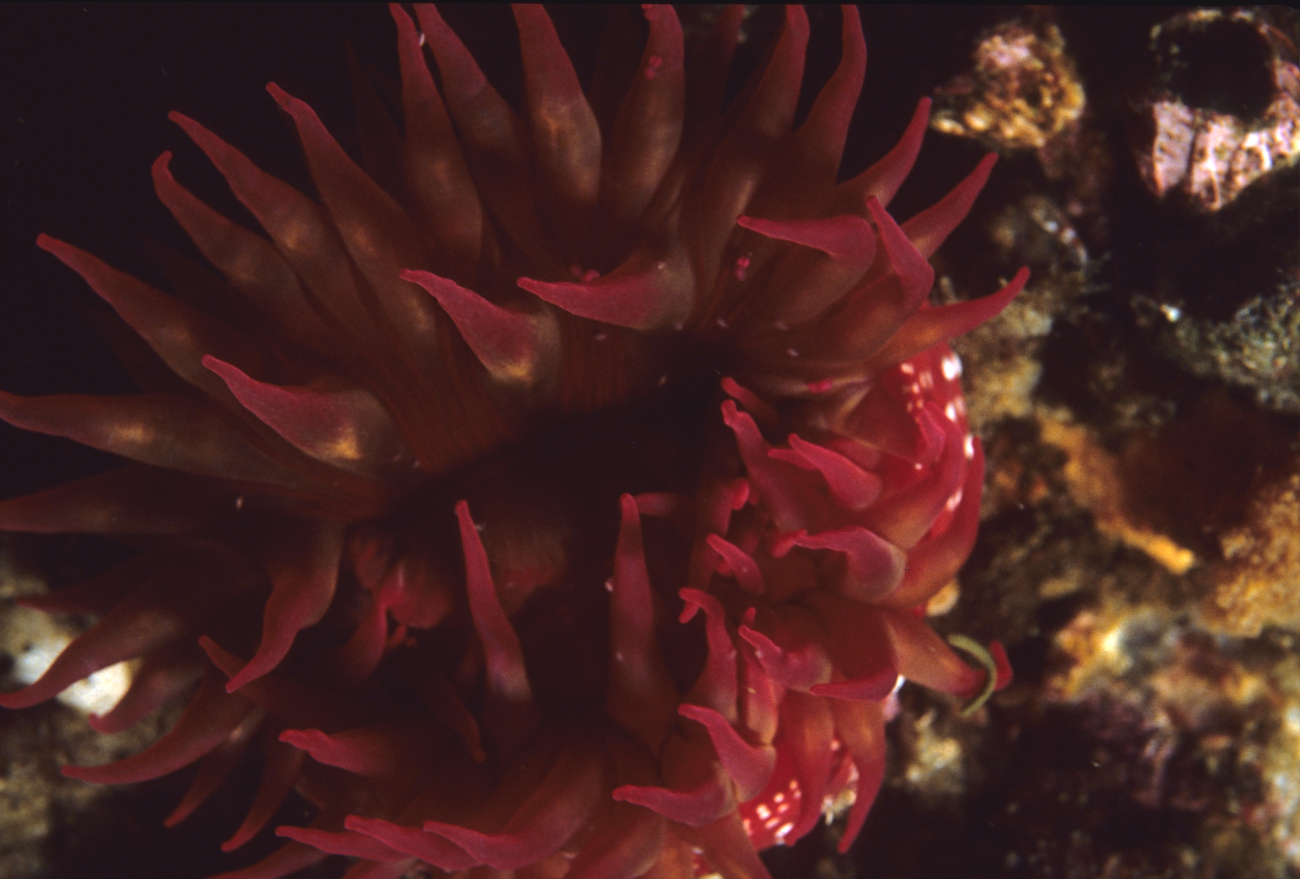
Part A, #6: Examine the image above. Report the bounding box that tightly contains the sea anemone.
[1,5,1023,878]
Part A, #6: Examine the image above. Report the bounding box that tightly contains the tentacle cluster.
[1,6,1020,879]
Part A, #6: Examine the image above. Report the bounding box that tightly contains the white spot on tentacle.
[941,352,962,380]
[946,487,964,512]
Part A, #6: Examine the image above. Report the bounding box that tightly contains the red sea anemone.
[1,6,1023,878]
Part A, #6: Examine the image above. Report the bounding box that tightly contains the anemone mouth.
[373,365,723,708]
[0,6,1022,878]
